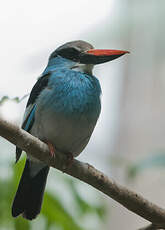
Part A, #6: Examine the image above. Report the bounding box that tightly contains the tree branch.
[0,117,165,228]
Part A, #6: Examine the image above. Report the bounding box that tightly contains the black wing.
[16,74,50,162]
[26,74,50,108]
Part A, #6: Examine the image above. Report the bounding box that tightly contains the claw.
[47,142,56,158]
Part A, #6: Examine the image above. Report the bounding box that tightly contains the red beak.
[86,49,129,56]
[80,49,129,64]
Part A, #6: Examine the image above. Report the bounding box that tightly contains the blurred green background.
[1,0,165,229]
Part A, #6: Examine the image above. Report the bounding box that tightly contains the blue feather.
[42,56,74,75]
[38,68,101,120]
[24,105,36,131]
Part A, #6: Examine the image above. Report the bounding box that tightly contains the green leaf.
[0,96,9,105]
[0,154,106,230]
[0,94,29,106]
[14,217,30,230]
[63,177,106,220]
[42,192,83,230]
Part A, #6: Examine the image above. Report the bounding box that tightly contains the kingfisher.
[12,40,129,220]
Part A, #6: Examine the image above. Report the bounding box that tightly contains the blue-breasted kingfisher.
[12,40,129,220]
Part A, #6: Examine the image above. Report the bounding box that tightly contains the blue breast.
[39,68,101,122]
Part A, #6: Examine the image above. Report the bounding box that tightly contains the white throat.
[71,63,94,75]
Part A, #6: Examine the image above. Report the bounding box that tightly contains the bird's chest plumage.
[33,69,101,156]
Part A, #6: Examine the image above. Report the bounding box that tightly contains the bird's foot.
[45,141,56,158]
[63,152,74,170]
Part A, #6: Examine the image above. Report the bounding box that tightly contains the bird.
[12,40,129,220]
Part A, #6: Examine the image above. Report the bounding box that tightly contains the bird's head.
[47,40,129,75]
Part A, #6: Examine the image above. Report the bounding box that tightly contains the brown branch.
[0,117,165,228]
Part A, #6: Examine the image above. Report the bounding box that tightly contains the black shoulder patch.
[26,74,50,107]
[16,75,50,163]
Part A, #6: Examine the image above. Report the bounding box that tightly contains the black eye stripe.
[56,47,80,62]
